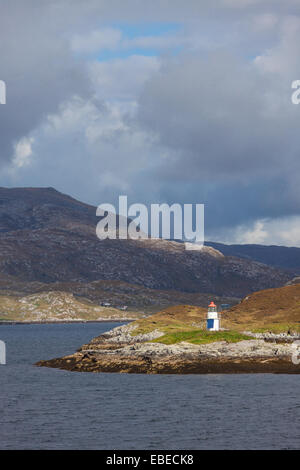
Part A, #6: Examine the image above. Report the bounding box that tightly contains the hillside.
[0,186,98,235]
[0,291,140,322]
[0,187,295,300]
[222,283,300,332]
[0,273,238,315]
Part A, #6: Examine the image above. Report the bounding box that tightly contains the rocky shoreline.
[36,323,300,374]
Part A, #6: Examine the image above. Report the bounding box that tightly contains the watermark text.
[292,340,300,365]
[0,80,6,104]
[291,80,300,105]
[0,340,6,365]
[96,196,204,250]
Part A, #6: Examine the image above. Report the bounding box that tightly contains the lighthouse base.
[207,319,220,331]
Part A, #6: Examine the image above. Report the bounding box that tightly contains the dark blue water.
[0,322,299,450]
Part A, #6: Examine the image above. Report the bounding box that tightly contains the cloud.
[3,95,163,206]
[137,48,297,181]
[0,2,89,167]
[122,33,182,51]
[12,137,34,169]
[252,13,279,32]
[71,27,182,56]
[135,21,300,230]
[88,55,160,102]
[217,216,300,247]
[71,28,122,54]
[1,1,300,245]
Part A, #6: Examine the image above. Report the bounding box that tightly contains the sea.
[0,322,299,450]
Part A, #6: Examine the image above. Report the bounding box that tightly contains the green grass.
[151,330,253,345]
[131,321,197,337]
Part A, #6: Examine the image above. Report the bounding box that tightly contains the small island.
[36,284,300,374]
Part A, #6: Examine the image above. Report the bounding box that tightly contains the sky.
[1,0,300,246]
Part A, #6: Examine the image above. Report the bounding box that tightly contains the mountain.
[0,187,295,299]
[0,186,98,235]
[206,241,300,272]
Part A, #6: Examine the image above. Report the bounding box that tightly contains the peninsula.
[36,283,300,374]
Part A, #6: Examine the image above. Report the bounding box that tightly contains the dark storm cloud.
[138,51,296,179]
[136,46,300,229]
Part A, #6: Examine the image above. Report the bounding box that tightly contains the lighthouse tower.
[207,301,220,331]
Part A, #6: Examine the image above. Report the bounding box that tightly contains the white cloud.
[71,28,122,54]
[3,95,164,205]
[254,15,300,76]
[214,217,300,247]
[252,13,278,32]
[122,34,182,50]
[233,220,269,244]
[12,137,34,169]
[71,26,183,57]
[222,0,262,7]
[88,55,160,102]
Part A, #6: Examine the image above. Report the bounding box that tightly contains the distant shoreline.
[0,319,131,325]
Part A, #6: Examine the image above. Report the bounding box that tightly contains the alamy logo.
[291,80,300,105]
[0,80,6,104]
[0,340,6,365]
[291,340,300,365]
[96,196,204,250]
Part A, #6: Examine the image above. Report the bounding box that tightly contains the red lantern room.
[208,301,217,312]
[207,301,220,331]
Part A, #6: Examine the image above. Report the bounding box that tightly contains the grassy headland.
[36,285,300,374]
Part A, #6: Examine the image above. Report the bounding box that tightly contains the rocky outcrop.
[79,339,295,360]
[244,331,300,343]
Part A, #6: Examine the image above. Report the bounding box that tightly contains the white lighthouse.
[206,301,220,331]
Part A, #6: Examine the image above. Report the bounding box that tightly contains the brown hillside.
[222,283,300,330]
[130,305,207,336]
[131,285,300,337]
